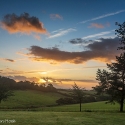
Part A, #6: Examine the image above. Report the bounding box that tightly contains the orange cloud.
[89,23,104,28]
[8,75,39,82]
[1,13,47,34]
[50,14,63,20]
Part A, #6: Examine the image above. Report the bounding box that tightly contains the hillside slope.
[0,90,63,109]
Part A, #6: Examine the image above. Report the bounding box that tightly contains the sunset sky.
[0,0,125,89]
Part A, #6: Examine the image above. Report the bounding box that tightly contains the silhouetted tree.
[0,83,13,103]
[72,83,85,112]
[93,22,125,112]
[46,83,57,92]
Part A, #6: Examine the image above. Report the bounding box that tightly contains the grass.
[0,111,125,125]
[38,101,120,112]
[0,90,120,112]
[0,90,124,125]
[0,90,63,109]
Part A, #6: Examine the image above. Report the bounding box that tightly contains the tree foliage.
[93,22,125,112]
[0,83,13,103]
[0,76,57,92]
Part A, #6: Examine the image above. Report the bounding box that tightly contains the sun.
[38,79,46,83]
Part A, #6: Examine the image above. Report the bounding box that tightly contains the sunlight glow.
[38,79,46,83]
[40,72,47,75]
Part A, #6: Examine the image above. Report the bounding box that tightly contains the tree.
[93,22,125,112]
[0,83,13,103]
[72,83,85,112]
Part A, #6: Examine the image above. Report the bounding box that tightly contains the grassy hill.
[0,89,96,110]
[0,90,63,109]
[0,90,120,112]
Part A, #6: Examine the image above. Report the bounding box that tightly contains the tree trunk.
[120,95,124,112]
[120,84,124,112]
[80,101,81,112]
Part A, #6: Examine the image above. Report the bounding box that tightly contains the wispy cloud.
[39,66,107,74]
[8,75,39,82]
[82,30,114,39]
[0,58,15,62]
[48,28,76,39]
[33,34,41,41]
[80,10,125,24]
[50,14,63,20]
[89,23,104,28]
[51,28,64,33]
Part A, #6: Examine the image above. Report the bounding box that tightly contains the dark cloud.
[28,37,120,64]
[4,59,15,62]
[1,13,47,34]
[69,38,83,44]
[8,75,39,82]
[69,38,93,45]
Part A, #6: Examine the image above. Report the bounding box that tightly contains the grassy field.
[0,90,63,109]
[0,90,120,112]
[40,101,120,112]
[0,90,124,125]
[0,111,125,125]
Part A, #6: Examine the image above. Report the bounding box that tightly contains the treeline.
[0,76,57,92]
[56,95,110,105]
[56,90,110,105]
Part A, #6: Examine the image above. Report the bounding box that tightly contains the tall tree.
[72,83,85,112]
[93,22,125,112]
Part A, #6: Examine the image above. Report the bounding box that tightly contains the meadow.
[0,90,124,125]
[0,90,63,109]
[0,111,125,125]
[0,90,117,112]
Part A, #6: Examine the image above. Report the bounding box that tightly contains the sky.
[0,0,125,89]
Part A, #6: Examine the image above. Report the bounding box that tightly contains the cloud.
[28,37,120,64]
[50,14,63,20]
[42,77,96,83]
[0,58,15,62]
[89,23,104,28]
[69,38,94,46]
[1,13,47,34]
[55,78,97,83]
[80,10,125,24]
[40,77,97,89]
[0,68,47,76]
[8,75,39,82]
[33,34,41,41]
[82,30,114,39]
[48,28,76,39]
[69,38,84,44]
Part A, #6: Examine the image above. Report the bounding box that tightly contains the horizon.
[0,0,125,89]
